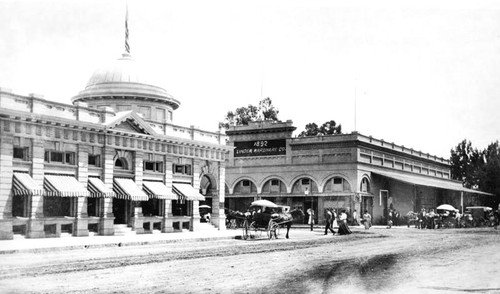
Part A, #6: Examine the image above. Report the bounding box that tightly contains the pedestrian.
[362,210,372,230]
[394,210,400,226]
[332,208,339,229]
[387,209,393,229]
[324,208,336,235]
[494,205,500,229]
[307,207,315,231]
[352,209,359,226]
[419,208,427,229]
[428,209,436,229]
[338,209,352,235]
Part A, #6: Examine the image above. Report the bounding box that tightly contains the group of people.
[386,208,401,228]
[322,207,353,235]
[415,208,440,229]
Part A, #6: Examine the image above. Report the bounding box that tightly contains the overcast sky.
[1,0,500,159]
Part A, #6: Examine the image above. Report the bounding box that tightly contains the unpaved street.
[0,227,499,294]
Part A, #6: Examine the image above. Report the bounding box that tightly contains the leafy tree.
[477,141,500,197]
[259,97,279,122]
[450,139,500,205]
[450,139,482,189]
[298,120,342,137]
[299,123,320,137]
[219,97,279,130]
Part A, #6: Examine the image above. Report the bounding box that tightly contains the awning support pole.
[460,191,464,214]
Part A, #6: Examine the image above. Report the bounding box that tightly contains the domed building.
[0,50,231,240]
[72,52,180,124]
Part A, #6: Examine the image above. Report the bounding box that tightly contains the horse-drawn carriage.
[241,200,300,240]
[461,206,493,228]
[435,204,458,229]
[225,209,246,229]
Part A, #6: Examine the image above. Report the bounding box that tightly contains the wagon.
[435,204,458,229]
[465,206,492,227]
[241,200,293,240]
[225,209,246,229]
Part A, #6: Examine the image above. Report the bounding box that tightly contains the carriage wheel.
[242,220,249,240]
[250,221,259,239]
[267,220,279,239]
[230,219,237,229]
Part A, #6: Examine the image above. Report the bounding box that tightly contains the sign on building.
[234,139,286,157]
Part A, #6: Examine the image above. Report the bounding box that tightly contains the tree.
[449,139,482,189]
[298,120,342,137]
[258,97,279,122]
[219,97,280,130]
[477,141,500,197]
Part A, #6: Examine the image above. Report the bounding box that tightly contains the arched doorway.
[360,177,373,218]
[291,177,318,224]
[199,174,218,223]
[113,156,132,225]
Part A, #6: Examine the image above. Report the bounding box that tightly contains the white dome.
[72,53,180,109]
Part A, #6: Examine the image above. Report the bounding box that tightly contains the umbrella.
[199,205,211,209]
[466,206,492,211]
[436,204,456,211]
[251,199,278,208]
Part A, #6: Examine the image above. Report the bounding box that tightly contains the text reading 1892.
[234,139,286,157]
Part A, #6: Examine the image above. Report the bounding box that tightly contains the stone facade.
[224,120,487,226]
[0,88,231,240]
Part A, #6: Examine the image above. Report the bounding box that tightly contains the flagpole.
[125,2,130,54]
[354,80,357,132]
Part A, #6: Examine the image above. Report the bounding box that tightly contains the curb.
[0,234,239,255]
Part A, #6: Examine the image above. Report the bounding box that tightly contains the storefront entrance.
[361,196,373,218]
[113,198,129,224]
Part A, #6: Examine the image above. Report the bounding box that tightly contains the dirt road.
[0,227,499,293]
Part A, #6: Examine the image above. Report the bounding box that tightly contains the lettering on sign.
[234,139,286,157]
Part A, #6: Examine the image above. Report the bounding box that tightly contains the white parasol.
[436,204,456,211]
[251,199,278,208]
[198,205,211,209]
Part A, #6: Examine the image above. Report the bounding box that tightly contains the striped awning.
[44,175,90,197]
[88,178,115,198]
[173,183,205,201]
[143,181,177,200]
[113,178,149,201]
[12,173,43,196]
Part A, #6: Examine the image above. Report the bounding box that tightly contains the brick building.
[0,52,231,240]
[224,120,491,225]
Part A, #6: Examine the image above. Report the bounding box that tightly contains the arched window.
[291,178,318,193]
[262,179,286,193]
[361,177,370,193]
[114,158,128,170]
[200,175,212,195]
[324,177,351,192]
[233,180,257,194]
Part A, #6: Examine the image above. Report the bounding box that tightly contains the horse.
[224,209,246,229]
[405,211,419,228]
[488,210,499,229]
[271,207,305,239]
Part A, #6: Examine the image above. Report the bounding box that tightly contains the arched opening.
[200,175,213,196]
[114,157,128,170]
[291,177,318,224]
[199,175,215,222]
[233,179,257,194]
[360,177,370,193]
[324,177,351,193]
[291,177,318,194]
[261,178,286,194]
